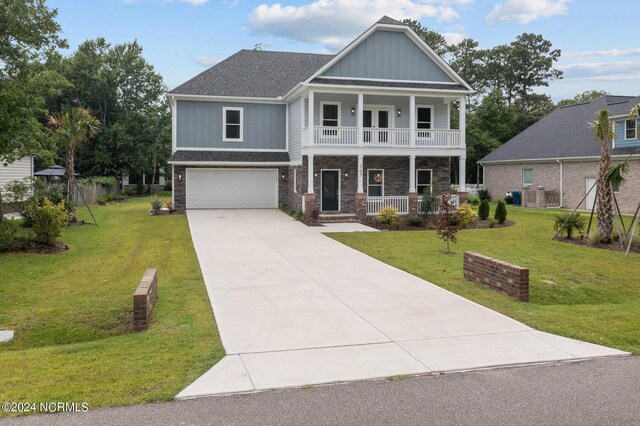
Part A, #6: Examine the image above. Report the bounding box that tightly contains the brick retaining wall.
[463,252,529,301]
[133,269,158,331]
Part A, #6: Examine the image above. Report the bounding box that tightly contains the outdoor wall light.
[397,109,402,117]
[314,172,318,178]
[281,173,286,180]
[344,171,349,178]
[351,107,355,116]
[178,173,182,181]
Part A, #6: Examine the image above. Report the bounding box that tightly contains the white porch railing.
[313,126,358,146]
[416,129,461,148]
[418,194,460,214]
[310,126,461,148]
[366,196,409,215]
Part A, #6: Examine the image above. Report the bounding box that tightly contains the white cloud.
[565,48,640,59]
[121,0,208,5]
[248,0,468,50]
[559,61,640,78]
[193,55,225,66]
[485,0,569,24]
[442,32,465,45]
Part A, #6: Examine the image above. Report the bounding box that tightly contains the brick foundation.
[133,269,158,331]
[463,252,529,301]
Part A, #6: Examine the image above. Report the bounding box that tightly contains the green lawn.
[0,196,223,416]
[329,205,640,354]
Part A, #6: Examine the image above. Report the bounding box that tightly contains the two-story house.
[481,95,640,214]
[167,16,473,220]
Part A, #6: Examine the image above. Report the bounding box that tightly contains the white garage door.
[186,169,278,209]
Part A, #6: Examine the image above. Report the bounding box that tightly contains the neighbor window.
[416,169,432,194]
[523,168,534,185]
[223,107,243,142]
[367,169,384,196]
[625,119,637,140]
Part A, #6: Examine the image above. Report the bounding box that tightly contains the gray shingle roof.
[168,151,290,163]
[481,96,639,163]
[377,16,406,26]
[311,77,468,92]
[610,95,640,116]
[169,50,334,98]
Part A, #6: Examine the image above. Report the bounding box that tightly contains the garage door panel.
[187,169,278,209]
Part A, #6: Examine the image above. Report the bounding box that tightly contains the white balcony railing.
[417,194,460,214]
[309,126,461,148]
[366,196,409,215]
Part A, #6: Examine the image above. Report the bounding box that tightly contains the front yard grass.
[329,205,640,354]
[0,196,223,416]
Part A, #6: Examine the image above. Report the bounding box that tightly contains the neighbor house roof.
[34,165,73,176]
[168,150,290,163]
[169,50,334,98]
[480,96,639,163]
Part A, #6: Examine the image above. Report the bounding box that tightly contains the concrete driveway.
[178,209,627,398]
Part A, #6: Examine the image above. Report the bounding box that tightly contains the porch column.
[458,96,466,148]
[308,90,315,146]
[307,154,314,193]
[409,155,416,192]
[357,93,364,147]
[459,155,466,192]
[409,95,416,148]
[357,154,364,193]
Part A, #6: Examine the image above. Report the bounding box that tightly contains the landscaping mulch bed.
[365,217,515,231]
[554,236,640,253]
[3,240,68,255]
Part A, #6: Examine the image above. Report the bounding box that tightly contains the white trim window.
[523,168,534,186]
[320,102,340,137]
[416,169,433,194]
[625,119,637,140]
[416,106,433,130]
[223,107,243,142]
[367,169,384,196]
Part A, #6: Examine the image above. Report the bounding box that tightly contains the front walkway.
[179,209,627,398]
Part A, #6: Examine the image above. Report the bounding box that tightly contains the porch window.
[417,106,432,139]
[625,119,637,140]
[321,102,340,137]
[367,169,384,196]
[416,169,432,194]
[523,168,534,186]
[223,107,243,142]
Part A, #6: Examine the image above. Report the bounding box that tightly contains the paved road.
[181,209,626,397]
[3,357,639,425]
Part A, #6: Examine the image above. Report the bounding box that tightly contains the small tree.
[553,212,586,239]
[495,200,508,224]
[478,199,490,220]
[589,109,616,242]
[436,194,461,253]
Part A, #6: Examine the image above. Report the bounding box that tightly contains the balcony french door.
[363,108,392,144]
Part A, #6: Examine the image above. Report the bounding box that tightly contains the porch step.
[318,213,359,224]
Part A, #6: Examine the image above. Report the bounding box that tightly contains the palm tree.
[589,109,616,242]
[48,107,101,220]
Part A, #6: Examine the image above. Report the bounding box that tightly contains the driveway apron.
[177,209,628,398]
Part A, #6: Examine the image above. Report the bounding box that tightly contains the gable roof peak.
[377,16,405,26]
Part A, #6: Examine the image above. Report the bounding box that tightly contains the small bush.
[478,199,490,220]
[26,198,69,244]
[391,219,401,230]
[467,194,480,206]
[489,218,497,228]
[376,206,399,224]
[494,200,507,224]
[477,188,490,201]
[293,210,305,221]
[3,179,31,203]
[420,192,439,215]
[279,202,294,215]
[151,194,163,211]
[0,220,29,251]
[553,212,587,239]
[588,228,603,246]
[458,203,478,228]
[407,215,423,226]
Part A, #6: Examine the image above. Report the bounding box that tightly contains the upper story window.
[223,107,243,142]
[417,106,432,130]
[523,168,534,186]
[321,103,340,127]
[625,119,637,140]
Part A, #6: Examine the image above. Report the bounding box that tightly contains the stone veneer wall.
[463,252,529,302]
[484,159,640,214]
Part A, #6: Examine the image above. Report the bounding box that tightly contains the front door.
[586,177,597,210]
[321,170,340,211]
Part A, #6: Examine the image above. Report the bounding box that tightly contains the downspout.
[556,159,563,208]
[478,162,485,187]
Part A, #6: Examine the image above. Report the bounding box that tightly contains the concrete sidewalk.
[179,209,627,398]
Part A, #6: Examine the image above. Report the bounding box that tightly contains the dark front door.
[321,170,339,211]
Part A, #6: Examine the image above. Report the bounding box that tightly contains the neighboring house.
[167,16,472,218]
[480,95,640,214]
[0,156,33,191]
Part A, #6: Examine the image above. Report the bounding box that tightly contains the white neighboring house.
[1,156,34,191]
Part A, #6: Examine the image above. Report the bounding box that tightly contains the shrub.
[0,220,29,252]
[477,188,490,201]
[279,202,294,215]
[494,200,507,224]
[376,206,399,224]
[3,179,31,203]
[420,192,439,215]
[26,198,69,244]
[478,199,490,220]
[489,218,497,228]
[150,194,162,211]
[553,212,587,239]
[588,228,602,246]
[467,194,480,206]
[458,203,478,228]
[407,215,423,226]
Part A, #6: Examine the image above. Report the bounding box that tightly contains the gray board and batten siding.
[288,97,302,162]
[321,30,454,83]
[176,100,286,150]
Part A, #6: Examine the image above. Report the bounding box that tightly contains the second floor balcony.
[305,126,462,148]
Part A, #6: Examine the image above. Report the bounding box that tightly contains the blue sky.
[48,0,639,101]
